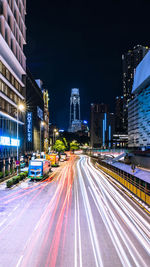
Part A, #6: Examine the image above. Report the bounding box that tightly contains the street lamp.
[40,121,45,155]
[53,129,57,146]
[17,103,25,175]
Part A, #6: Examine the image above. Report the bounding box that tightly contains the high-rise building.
[68,88,81,132]
[0,0,26,171]
[90,103,114,148]
[128,51,150,148]
[122,45,149,133]
[25,69,44,154]
[115,96,124,134]
[43,89,49,152]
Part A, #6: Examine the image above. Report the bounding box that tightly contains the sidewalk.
[109,161,150,183]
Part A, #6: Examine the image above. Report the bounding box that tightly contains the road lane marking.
[77,158,103,267]
[16,255,24,267]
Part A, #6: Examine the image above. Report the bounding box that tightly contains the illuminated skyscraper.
[122,45,149,133]
[0,0,26,170]
[68,88,81,132]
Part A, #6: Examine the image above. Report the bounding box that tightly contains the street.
[0,155,150,267]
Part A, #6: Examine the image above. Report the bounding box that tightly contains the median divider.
[6,171,28,188]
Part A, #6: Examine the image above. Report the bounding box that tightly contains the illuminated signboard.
[0,136,20,146]
[27,112,32,142]
[37,106,43,120]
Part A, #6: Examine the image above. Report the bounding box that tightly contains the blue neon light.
[27,112,32,142]
[109,125,111,141]
[103,120,105,147]
[83,120,88,124]
[104,113,107,131]
[0,136,20,147]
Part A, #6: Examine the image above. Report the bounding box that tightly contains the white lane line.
[77,158,103,267]
[74,178,78,267]
[76,177,83,267]
[16,255,24,267]
[0,218,7,227]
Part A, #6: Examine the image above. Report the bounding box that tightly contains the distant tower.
[69,88,81,132]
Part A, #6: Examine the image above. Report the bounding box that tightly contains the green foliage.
[12,176,19,184]
[70,140,80,151]
[63,138,68,150]
[0,172,3,179]
[18,173,24,180]
[6,171,28,188]
[6,179,13,188]
[53,140,66,153]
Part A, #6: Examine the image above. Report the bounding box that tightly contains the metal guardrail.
[92,158,150,206]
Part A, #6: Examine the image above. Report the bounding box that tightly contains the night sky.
[25,0,150,130]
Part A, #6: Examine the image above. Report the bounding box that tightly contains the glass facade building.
[122,45,149,133]
[128,51,150,148]
[0,0,26,171]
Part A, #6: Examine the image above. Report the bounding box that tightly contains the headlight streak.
[77,158,104,267]
[80,158,131,267]
[87,159,150,243]
[81,157,150,266]
[83,160,147,267]
[1,155,150,267]
[74,172,82,267]
[45,159,75,267]
[21,164,70,267]
[0,161,68,237]
[89,158,150,230]
[0,156,77,267]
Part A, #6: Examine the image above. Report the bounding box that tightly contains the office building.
[43,89,49,152]
[128,50,150,148]
[25,70,44,154]
[122,45,149,133]
[0,0,26,171]
[68,88,81,132]
[115,96,124,134]
[90,103,114,148]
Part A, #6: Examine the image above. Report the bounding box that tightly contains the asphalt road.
[0,155,149,267]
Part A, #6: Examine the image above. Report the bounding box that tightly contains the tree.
[63,138,68,150]
[53,140,66,153]
[70,140,80,151]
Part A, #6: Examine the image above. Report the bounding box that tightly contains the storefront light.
[0,136,20,147]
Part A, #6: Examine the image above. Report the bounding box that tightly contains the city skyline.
[25,0,150,129]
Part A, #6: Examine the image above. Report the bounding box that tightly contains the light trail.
[77,158,104,267]
[20,156,76,267]
[0,155,150,267]
[77,156,150,267]
[74,173,82,267]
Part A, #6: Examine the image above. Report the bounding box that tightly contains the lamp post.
[17,103,25,175]
[40,121,45,155]
[53,129,57,147]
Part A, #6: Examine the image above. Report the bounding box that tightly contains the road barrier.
[95,159,150,207]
